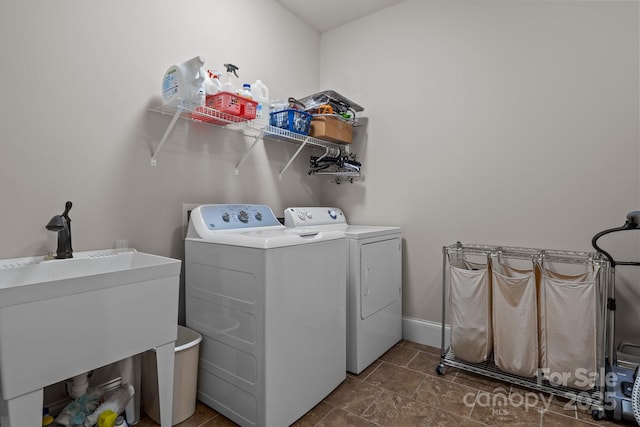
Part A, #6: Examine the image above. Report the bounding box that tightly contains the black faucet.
[46,201,73,259]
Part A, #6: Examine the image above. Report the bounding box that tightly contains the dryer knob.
[297,211,306,220]
[238,210,249,223]
[328,209,337,220]
[255,212,263,221]
[306,211,313,219]
[222,212,230,222]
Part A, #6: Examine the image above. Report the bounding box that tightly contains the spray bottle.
[162,55,206,107]
[204,69,222,96]
[221,63,239,94]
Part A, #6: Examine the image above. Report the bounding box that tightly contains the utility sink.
[0,249,181,427]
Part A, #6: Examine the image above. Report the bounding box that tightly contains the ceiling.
[275,0,406,33]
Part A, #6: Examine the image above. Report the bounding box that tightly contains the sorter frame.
[436,242,610,418]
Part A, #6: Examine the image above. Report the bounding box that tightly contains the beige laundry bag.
[449,259,493,363]
[492,262,539,377]
[539,266,599,390]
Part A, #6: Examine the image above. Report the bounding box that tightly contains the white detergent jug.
[251,80,270,123]
[162,55,206,107]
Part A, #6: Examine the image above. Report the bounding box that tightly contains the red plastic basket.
[205,91,257,120]
[206,92,241,115]
[237,97,257,120]
[190,105,243,125]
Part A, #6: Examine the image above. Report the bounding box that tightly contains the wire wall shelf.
[149,99,359,181]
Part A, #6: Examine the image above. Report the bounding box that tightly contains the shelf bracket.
[234,130,264,175]
[151,106,184,166]
[279,137,310,180]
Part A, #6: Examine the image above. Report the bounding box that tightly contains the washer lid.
[285,223,401,240]
[283,207,401,239]
[187,228,345,249]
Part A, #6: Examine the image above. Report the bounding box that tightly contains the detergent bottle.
[162,55,206,107]
[221,63,239,94]
[250,80,270,123]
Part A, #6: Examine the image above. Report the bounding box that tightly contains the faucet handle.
[63,201,72,217]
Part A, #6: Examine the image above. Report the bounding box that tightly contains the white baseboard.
[402,316,450,349]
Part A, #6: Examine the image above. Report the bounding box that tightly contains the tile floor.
[135,340,638,427]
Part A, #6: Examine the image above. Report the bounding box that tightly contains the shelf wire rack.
[149,99,359,180]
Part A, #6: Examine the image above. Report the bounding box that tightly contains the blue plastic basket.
[269,109,312,135]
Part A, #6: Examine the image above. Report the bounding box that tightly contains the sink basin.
[0,249,181,427]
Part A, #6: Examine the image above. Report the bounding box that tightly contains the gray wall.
[1,0,640,402]
[0,0,329,407]
[319,0,640,343]
[0,0,324,262]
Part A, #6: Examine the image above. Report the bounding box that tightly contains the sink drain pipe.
[67,372,90,398]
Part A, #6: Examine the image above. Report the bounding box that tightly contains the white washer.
[185,204,346,427]
[284,207,402,374]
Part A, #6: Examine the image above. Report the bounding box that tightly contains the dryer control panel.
[192,204,281,231]
[284,207,346,227]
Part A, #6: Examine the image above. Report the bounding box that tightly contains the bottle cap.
[243,83,251,89]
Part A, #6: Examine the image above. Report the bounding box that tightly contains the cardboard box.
[310,115,353,144]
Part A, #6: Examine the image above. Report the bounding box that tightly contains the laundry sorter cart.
[437,242,610,419]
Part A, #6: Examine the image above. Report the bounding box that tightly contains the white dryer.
[284,207,402,374]
[185,204,346,427]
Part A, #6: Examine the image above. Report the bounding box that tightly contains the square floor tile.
[323,376,384,416]
[365,362,426,397]
[414,375,479,418]
[361,390,433,426]
[379,345,419,367]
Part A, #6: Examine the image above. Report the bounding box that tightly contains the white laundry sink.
[0,249,181,427]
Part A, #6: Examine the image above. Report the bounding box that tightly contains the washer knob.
[222,212,230,222]
[297,211,306,220]
[306,211,313,219]
[328,209,337,220]
[255,212,263,221]
[238,210,249,223]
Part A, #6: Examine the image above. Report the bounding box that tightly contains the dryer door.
[361,237,402,319]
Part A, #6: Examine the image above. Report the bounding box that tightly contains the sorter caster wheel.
[591,408,604,420]
[436,364,446,375]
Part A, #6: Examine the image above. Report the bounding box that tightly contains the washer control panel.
[284,207,346,227]
[195,204,281,230]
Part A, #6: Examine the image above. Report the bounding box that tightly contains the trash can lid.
[175,325,202,351]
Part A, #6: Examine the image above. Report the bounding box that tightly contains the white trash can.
[142,325,202,426]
